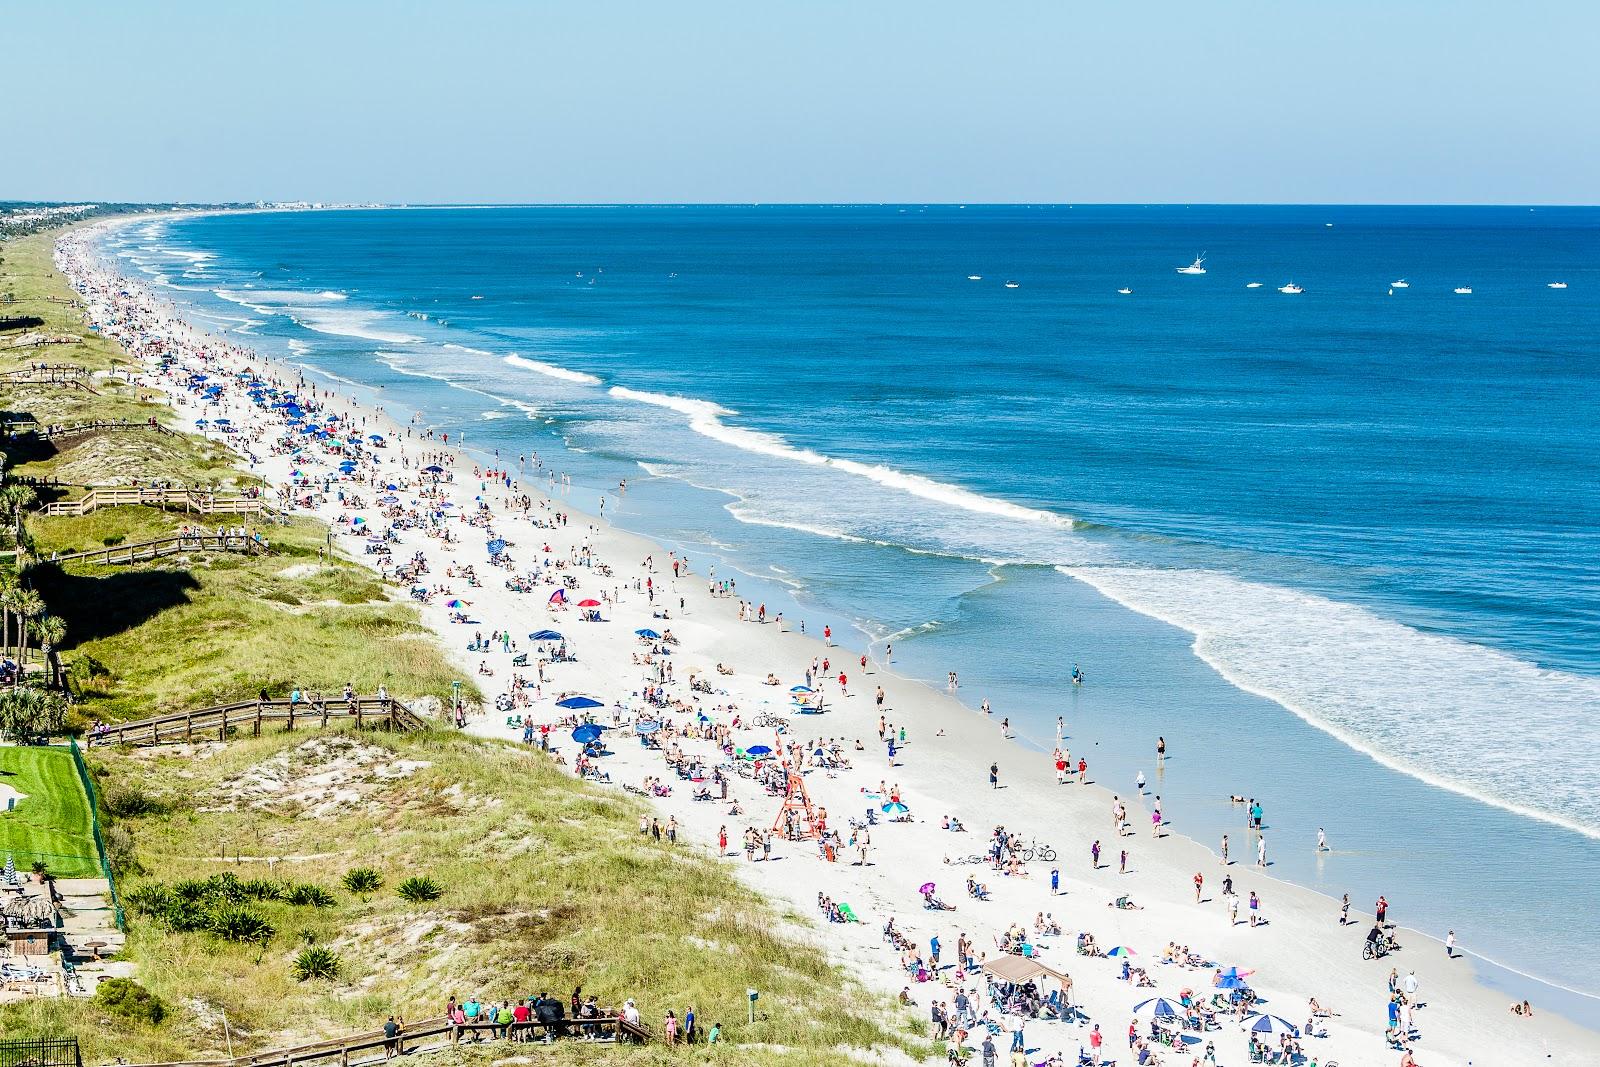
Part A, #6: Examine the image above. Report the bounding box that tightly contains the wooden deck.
[85,696,428,748]
[39,531,266,566]
[126,1013,651,1066]
[38,486,266,517]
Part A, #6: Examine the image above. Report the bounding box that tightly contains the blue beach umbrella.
[635,628,661,639]
[555,696,604,710]
[790,685,813,693]
[571,723,603,744]
[1245,1014,1300,1038]
[487,539,507,555]
[634,721,662,735]
[1131,997,1183,1020]
[1105,946,1137,957]
[528,630,563,641]
[745,745,773,757]
[423,464,445,474]
[881,801,910,814]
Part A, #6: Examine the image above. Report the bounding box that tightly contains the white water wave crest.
[609,386,1078,530]
[1063,565,1600,839]
[506,354,602,385]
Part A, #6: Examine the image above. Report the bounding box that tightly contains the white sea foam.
[286,339,313,357]
[506,354,602,385]
[610,386,1077,530]
[288,307,420,345]
[1062,565,1600,839]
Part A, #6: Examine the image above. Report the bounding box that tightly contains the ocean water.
[98,206,1600,1014]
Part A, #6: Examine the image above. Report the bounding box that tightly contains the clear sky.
[8,1,1597,204]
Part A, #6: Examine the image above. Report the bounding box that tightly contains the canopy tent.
[982,956,1073,989]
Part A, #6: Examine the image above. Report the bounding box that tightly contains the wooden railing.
[39,531,265,566]
[39,487,265,517]
[85,696,427,748]
[36,419,176,442]
[0,375,98,393]
[124,1013,649,1066]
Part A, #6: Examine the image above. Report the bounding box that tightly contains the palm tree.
[0,484,35,545]
[12,589,42,686]
[31,615,66,689]
[0,572,15,669]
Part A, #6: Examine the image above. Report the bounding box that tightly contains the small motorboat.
[1004,281,1020,289]
[1454,287,1473,295]
[1547,282,1568,289]
[968,275,983,281]
[1176,254,1207,275]
[1391,279,1410,289]
[1278,282,1304,294]
[1245,282,1264,289]
[1117,287,1132,295]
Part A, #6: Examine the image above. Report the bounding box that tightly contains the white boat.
[1548,282,1568,289]
[967,275,983,281]
[1176,253,1207,275]
[1278,282,1303,294]
[1004,281,1020,289]
[1454,287,1472,295]
[1390,279,1409,289]
[1117,288,1132,295]
[1245,282,1264,289]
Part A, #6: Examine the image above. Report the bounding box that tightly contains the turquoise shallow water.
[99,205,1600,1018]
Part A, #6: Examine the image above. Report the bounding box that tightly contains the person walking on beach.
[1376,895,1389,924]
[1340,893,1351,925]
[1446,929,1457,958]
[1078,757,1088,784]
[1119,849,1128,874]
[1091,839,1102,869]
[1248,890,1261,927]
[1317,827,1329,852]
[990,762,999,789]
[1257,835,1267,867]
[1194,872,1204,902]
[1220,833,1230,865]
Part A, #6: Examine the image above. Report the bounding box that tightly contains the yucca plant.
[291,946,341,982]
[341,867,383,898]
[210,905,275,945]
[240,878,289,901]
[395,875,442,903]
[286,883,336,908]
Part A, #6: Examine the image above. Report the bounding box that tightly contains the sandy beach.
[58,216,1599,1067]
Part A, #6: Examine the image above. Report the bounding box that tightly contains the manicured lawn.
[0,744,100,877]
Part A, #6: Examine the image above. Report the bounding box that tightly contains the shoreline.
[62,215,1600,1065]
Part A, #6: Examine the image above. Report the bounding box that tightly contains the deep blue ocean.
[100,205,1600,1014]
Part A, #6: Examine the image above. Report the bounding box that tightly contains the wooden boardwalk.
[129,1014,650,1067]
[85,696,428,748]
[39,486,266,518]
[40,530,266,566]
[34,418,178,445]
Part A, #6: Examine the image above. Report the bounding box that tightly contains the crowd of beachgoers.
[52,219,1594,1067]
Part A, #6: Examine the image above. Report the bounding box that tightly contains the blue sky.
[9,1,1597,204]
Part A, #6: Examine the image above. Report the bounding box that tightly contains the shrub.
[123,883,172,918]
[210,905,275,945]
[286,883,336,908]
[341,867,382,897]
[101,783,168,819]
[396,875,442,903]
[93,977,166,1025]
[240,878,288,901]
[291,946,341,982]
[104,824,143,877]
[102,534,125,547]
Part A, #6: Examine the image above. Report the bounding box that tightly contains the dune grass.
[1,728,926,1065]
[0,744,99,877]
[27,507,467,722]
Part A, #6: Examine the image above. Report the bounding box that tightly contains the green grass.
[0,745,99,877]
[28,508,471,722]
[1,729,927,1065]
